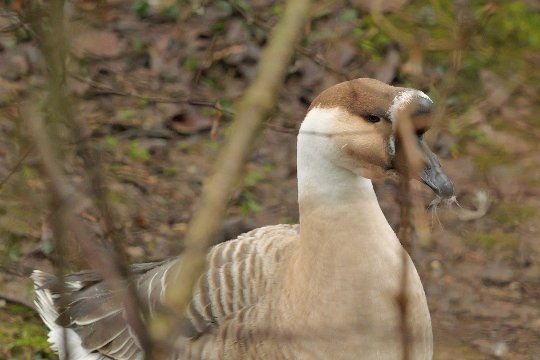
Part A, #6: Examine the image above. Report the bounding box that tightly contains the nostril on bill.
[439,178,455,198]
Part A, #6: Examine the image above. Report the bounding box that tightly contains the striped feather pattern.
[32,224,299,360]
[32,79,440,360]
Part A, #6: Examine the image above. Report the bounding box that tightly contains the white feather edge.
[387,89,433,128]
[31,270,106,360]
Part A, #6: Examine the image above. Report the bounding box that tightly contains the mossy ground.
[469,230,519,251]
[492,203,535,230]
[0,303,53,360]
[465,202,535,251]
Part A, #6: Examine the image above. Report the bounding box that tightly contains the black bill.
[418,138,454,199]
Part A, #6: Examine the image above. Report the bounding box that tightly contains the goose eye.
[366,115,381,123]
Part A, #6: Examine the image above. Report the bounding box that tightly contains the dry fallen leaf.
[72,29,123,58]
[166,109,213,135]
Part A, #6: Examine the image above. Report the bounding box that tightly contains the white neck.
[293,108,401,300]
[297,132,378,207]
[296,107,383,214]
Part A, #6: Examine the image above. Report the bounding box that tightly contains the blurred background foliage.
[0,0,539,359]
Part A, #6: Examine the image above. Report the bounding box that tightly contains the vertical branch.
[26,1,153,356]
[25,108,72,360]
[411,181,432,248]
[398,178,414,254]
[395,105,427,360]
[158,0,312,348]
[396,103,425,253]
[398,248,410,360]
[24,105,151,358]
[26,2,73,358]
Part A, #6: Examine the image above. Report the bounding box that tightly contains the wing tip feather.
[31,270,103,360]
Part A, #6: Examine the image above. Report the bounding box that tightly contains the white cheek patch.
[387,90,433,128]
[299,106,342,134]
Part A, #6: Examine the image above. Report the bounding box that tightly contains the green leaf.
[129,140,151,161]
[137,96,150,107]
[118,109,136,121]
[183,56,198,72]
[106,136,119,147]
[240,191,262,215]
[244,170,264,187]
[161,5,180,21]
[339,9,358,22]
[132,0,150,18]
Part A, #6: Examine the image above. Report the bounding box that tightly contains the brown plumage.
[33,78,454,360]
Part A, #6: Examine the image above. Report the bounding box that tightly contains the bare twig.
[158,0,312,354]
[24,103,153,357]
[0,10,24,33]
[0,145,33,191]
[394,103,432,360]
[264,121,299,134]
[395,111,414,360]
[294,45,351,81]
[398,248,411,360]
[25,102,73,360]
[194,34,218,85]
[513,118,540,140]
[0,21,24,33]
[69,73,233,116]
[230,0,349,80]
[26,1,154,356]
[370,0,457,52]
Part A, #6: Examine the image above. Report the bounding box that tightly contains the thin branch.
[512,118,540,141]
[0,21,24,33]
[24,103,154,356]
[370,0,457,52]
[0,145,33,191]
[294,45,351,81]
[394,103,430,360]
[158,0,312,355]
[26,1,154,356]
[264,121,299,134]
[230,0,350,80]
[0,10,25,33]
[398,244,411,360]
[69,73,233,116]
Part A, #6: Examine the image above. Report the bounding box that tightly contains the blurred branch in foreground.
[395,104,424,360]
[155,0,312,351]
[23,0,153,356]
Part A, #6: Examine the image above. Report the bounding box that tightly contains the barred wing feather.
[32,224,299,360]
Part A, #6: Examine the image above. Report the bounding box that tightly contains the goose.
[32,78,454,360]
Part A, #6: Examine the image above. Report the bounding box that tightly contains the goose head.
[299,78,454,198]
